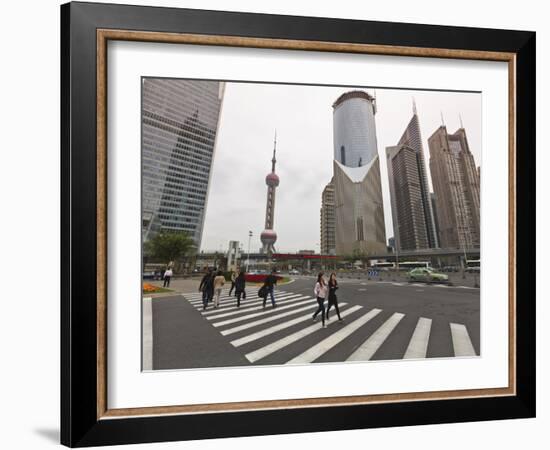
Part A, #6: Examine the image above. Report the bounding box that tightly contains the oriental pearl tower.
[261,132,280,255]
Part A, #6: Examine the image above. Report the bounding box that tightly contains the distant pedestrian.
[262,269,278,308]
[199,269,214,310]
[235,271,246,307]
[229,269,238,296]
[163,267,173,287]
[213,270,226,308]
[326,273,343,322]
[312,272,327,328]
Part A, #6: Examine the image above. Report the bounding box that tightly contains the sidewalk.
[146,277,201,297]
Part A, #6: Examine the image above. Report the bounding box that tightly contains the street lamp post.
[246,231,252,273]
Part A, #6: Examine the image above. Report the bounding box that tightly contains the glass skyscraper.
[331,91,386,256]
[142,78,224,248]
[333,91,378,168]
[386,101,439,251]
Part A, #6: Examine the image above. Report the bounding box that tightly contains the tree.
[146,231,195,265]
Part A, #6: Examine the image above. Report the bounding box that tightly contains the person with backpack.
[234,270,246,307]
[312,272,328,328]
[213,270,226,308]
[326,272,343,322]
[262,269,278,308]
[199,268,214,310]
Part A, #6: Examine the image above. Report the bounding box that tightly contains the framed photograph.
[61,1,535,447]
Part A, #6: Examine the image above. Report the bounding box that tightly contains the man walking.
[228,269,238,296]
[262,269,278,308]
[199,268,214,310]
[163,266,173,288]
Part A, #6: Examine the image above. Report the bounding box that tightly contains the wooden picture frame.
[61,1,535,446]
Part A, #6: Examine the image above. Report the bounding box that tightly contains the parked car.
[465,266,480,273]
[408,267,449,283]
[289,269,300,275]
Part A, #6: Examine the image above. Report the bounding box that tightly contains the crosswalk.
[180,289,478,365]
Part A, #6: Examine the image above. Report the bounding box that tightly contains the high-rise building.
[428,124,480,249]
[260,133,280,254]
[430,192,441,245]
[332,91,386,256]
[142,79,225,249]
[320,178,336,255]
[386,100,438,251]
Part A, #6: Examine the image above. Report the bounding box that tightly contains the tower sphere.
[266,172,280,187]
[260,229,277,245]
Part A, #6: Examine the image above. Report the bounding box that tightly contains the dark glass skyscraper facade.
[142,79,224,248]
[386,102,439,251]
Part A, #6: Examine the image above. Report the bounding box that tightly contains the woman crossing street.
[312,272,328,328]
[326,272,343,322]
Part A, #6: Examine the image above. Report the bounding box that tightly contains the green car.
[408,267,449,283]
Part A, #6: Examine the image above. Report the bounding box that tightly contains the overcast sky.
[200,82,481,253]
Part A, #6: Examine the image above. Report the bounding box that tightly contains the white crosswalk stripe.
[403,317,432,359]
[346,313,405,361]
[286,308,382,364]
[178,292,478,364]
[186,292,298,312]
[450,323,477,356]
[244,306,363,363]
[212,297,314,327]
[225,303,349,339]
[202,294,302,319]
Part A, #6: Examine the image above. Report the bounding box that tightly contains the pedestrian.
[199,268,214,310]
[163,266,173,287]
[262,269,278,308]
[234,270,246,307]
[326,272,343,322]
[213,270,226,308]
[312,272,327,328]
[229,269,238,296]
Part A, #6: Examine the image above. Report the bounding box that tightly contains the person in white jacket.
[312,272,328,328]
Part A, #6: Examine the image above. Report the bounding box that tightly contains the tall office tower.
[386,100,439,251]
[332,91,386,256]
[320,178,336,255]
[430,192,441,246]
[142,79,225,249]
[260,134,280,255]
[428,124,480,249]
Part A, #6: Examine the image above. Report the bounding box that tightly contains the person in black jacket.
[199,268,214,310]
[234,270,246,307]
[326,272,343,322]
[262,269,278,308]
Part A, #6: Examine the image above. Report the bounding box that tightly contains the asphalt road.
[147,277,480,370]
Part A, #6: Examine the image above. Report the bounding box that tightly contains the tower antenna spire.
[271,129,277,172]
[459,113,464,129]
[440,111,445,126]
[412,97,417,115]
